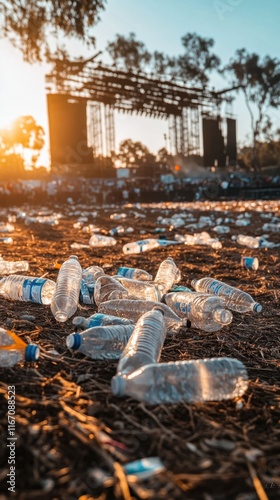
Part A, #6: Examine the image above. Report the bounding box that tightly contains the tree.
[223,49,280,171]
[0,115,45,168]
[106,33,151,72]
[177,33,220,86]
[113,139,155,168]
[0,0,106,62]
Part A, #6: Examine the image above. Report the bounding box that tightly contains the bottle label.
[137,240,152,252]
[80,281,94,305]
[88,314,104,327]
[117,267,134,278]
[22,278,46,304]
[174,301,191,315]
[208,280,224,294]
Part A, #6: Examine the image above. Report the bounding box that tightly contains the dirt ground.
[0,199,279,500]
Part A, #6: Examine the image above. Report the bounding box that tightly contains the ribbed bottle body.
[112,358,248,404]
[51,255,82,322]
[116,308,166,376]
[154,257,181,295]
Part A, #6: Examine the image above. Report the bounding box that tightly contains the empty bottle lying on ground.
[73,313,135,330]
[99,299,185,333]
[66,324,135,359]
[51,255,82,322]
[89,234,117,247]
[123,238,179,254]
[82,265,105,285]
[236,234,259,249]
[94,275,128,306]
[0,328,39,367]
[0,259,29,275]
[154,257,181,296]
[111,357,248,404]
[116,267,153,281]
[191,277,262,313]
[162,292,233,332]
[0,275,56,304]
[114,307,167,377]
[115,276,161,302]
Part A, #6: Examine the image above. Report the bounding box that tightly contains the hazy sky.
[0,0,279,166]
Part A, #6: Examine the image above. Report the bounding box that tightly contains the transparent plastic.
[82,265,105,283]
[89,234,117,247]
[0,275,55,304]
[73,313,135,330]
[241,257,259,271]
[116,267,153,281]
[94,275,128,306]
[66,324,135,359]
[154,257,181,295]
[0,260,29,275]
[237,234,259,249]
[112,357,248,404]
[163,292,233,332]
[109,225,125,236]
[116,276,160,301]
[123,239,179,254]
[191,277,262,313]
[51,255,82,322]
[99,299,184,333]
[116,307,167,376]
[0,328,39,367]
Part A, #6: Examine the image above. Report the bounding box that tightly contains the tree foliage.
[177,33,220,85]
[113,139,155,168]
[106,32,151,72]
[0,0,106,62]
[223,49,280,169]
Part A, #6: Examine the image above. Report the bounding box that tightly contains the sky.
[0,0,280,167]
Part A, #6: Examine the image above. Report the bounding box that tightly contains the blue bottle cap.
[253,303,262,313]
[66,333,81,350]
[25,344,40,361]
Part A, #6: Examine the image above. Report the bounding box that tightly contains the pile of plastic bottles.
[0,252,263,406]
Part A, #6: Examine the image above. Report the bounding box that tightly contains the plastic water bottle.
[116,267,153,281]
[83,265,105,283]
[0,275,55,304]
[114,307,167,377]
[0,237,13,244]
[122,239,179,254]
[51,255,82,322]
[99,299,185,333]
[191,277,262,313]
[66,324,135,359]
[237,235,259,249]
[89,234,117,247]
[241,257,259,271]
[162,292,233,332]
[0,328,39,367]
[111,357,248,404]
[116,277,161,302]
[0,260,29,275]
[154,257,181,295]
[73,313,135,330]
[79,279,94,305]
[262,222,280,233]
[94,275,128,306]
[109,225,125,236]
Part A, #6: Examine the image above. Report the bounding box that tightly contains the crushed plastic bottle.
[123,238,179,254]
[154,257,181,296]
[116,277,161,302]
[0,275,55,304]
[0,328,39,367]
[83,265,105,284]
[114,307,167,377]
[0,237,13,244]
[237,234,259,249]
[0,222,15,233]
[162,292,233,332]
[89,234,117,247]
[73,313,135,330]
[66,324,135,359]
[51,255,82,322]
[111,357,248,404]
[94,275,128,306]
[116,267,153,281]
[99,299,185,333]
[191,277,262,313]
[0,260,29,275]
[79,279,94,305]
